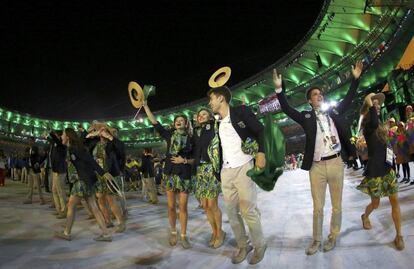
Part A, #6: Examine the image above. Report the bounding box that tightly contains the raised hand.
[352,60,363,79]
[255,152,266,169]
[272,69,282,90]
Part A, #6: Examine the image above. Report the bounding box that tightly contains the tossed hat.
[388,117,396,122]
[360,93,385,115]
[128,82,156,109]
[371,93,385,105]
[208,66,231,88]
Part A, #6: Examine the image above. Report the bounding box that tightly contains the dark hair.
[305,87,323,100]
[55,130,63,136]
[64,128,84,150]
[207,86,232,103]
[174,114,188,124]
[361,110,387,145]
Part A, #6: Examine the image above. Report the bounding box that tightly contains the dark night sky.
[0,0,323,120]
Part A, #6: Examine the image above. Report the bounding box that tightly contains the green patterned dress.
[193,121,221,199]
[356,107,398,198]
[164,131,193,193]
[357,169,398,198]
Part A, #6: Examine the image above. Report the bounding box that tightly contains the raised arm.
[336,61,363,114]
[143,101,157,125]
[273,69,304,125]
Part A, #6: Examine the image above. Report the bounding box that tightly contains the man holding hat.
[272,61,363,255]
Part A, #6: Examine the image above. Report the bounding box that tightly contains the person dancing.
[208,86,267,264]
[357,93,404,250]
[143,100,193,249]
[192,108,225,248]
[272,61,363,255]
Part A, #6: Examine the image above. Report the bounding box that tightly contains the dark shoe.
[169,231,178,246]
[231,245,253,264]
[23,199,32,204]
[400,178,409,183]
[410,181,414,185]
[212,231,226,249]
[305,240,321,255]
[94,234,112,242]
[394,235,405,250]
[181,235,191,249]
[248,244,267,265]
[323,235,336,252]
[54,230,71,241]
[106,223,115,228]
[361,214,372,230]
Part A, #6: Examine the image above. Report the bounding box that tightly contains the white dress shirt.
[219,110,253,168]
[313,110,341,161]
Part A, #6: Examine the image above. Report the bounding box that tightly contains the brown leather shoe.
[323,235,336,252]
[248,244,267,265]
[305,240,321,255]
[361,214,372,230]
[394,235,405,250]
[231,245,253,264]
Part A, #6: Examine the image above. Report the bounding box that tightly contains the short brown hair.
[207,86,232,103]
[305,87,323,100]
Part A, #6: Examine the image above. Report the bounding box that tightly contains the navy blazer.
[154,122,193,179]
[227,105,265,154]
[27,145,44,174]
[363,107,392,177]
[68,147,105,188]
[276,78,359,171]
[48,132,68,174]
[192,120,221,180]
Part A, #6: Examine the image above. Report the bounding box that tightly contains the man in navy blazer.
[47,130,68,218]
[208,86,266,265]
[273,61,363,255]
[23,137,46,205]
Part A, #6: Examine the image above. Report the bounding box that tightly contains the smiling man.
[272,61,363,255]
[208,86,267,265]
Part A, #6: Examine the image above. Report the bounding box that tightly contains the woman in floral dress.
[357,93,404,250]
